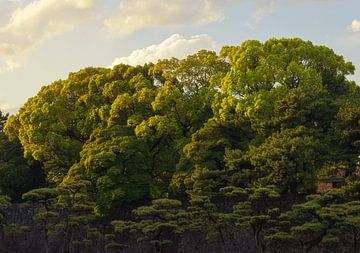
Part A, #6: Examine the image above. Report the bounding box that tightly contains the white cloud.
[245,0,275,29]
[348,20,360,32]
[0,0,95,73]
[253,1,274,23]
[0,103,20,115]
[0,0,21,25]
[109,34,216,67]
[104,0,224,36]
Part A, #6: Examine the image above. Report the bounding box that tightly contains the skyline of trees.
[0,37,359,253]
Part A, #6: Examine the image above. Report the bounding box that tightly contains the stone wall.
[1,204,263,253]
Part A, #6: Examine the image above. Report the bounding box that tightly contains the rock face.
[1,204,262,253]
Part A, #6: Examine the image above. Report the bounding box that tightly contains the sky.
[0,0,359,113]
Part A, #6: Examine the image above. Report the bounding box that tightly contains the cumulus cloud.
[109,34,216,67]
[0,103,20,115]
[0,0,95,73]
[0,0,21,25]
[245,0,275,28]
[104,0,224,35]
[348,20,360,32]
[253,1,275,23]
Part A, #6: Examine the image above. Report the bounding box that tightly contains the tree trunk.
[218,226,226,246]
[353,228,358,253]
[68,228,73,253]
[303,235,323,253]
[44,234,49,253]
[255,227,264,253]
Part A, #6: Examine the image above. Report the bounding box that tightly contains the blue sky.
[0,0,359,113]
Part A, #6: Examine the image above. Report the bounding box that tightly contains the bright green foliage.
[5,81,84,183]
[151,50,230,171]
[220,38,354,96]
[1,38,359,252]
[4,66,155,184]
[173,40,358,200]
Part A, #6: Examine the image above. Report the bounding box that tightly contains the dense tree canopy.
[0,111,44,201]
[0,38,359,252]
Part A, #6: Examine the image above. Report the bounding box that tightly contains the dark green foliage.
[72,129,152,214]
[221,185,281,253]
[23,188,59,253]
[2,223,30,236]
[1,38,359,252]
[185,195,230,245]
[267,189,360,253]
[56,179,99,253]
[111,198,187,253]
[0,195,11,225]
[248,127,321,194]
[0,111,44,201]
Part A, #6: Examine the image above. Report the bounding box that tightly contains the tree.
[111,198,186,253]
[248,126,321,194]
[269,189,360,253]
[68,127,152,214]
[1,38,358,252]
[0,111,44,201]
[220,38,354,97]
[331,91,360,171]
[221,185,280,253]
[319,200,360,253]
[55,179,98,253]
[22,188,59,253]
[0,195,11,245]
[135,115,180,197]
[185,195,230,248]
